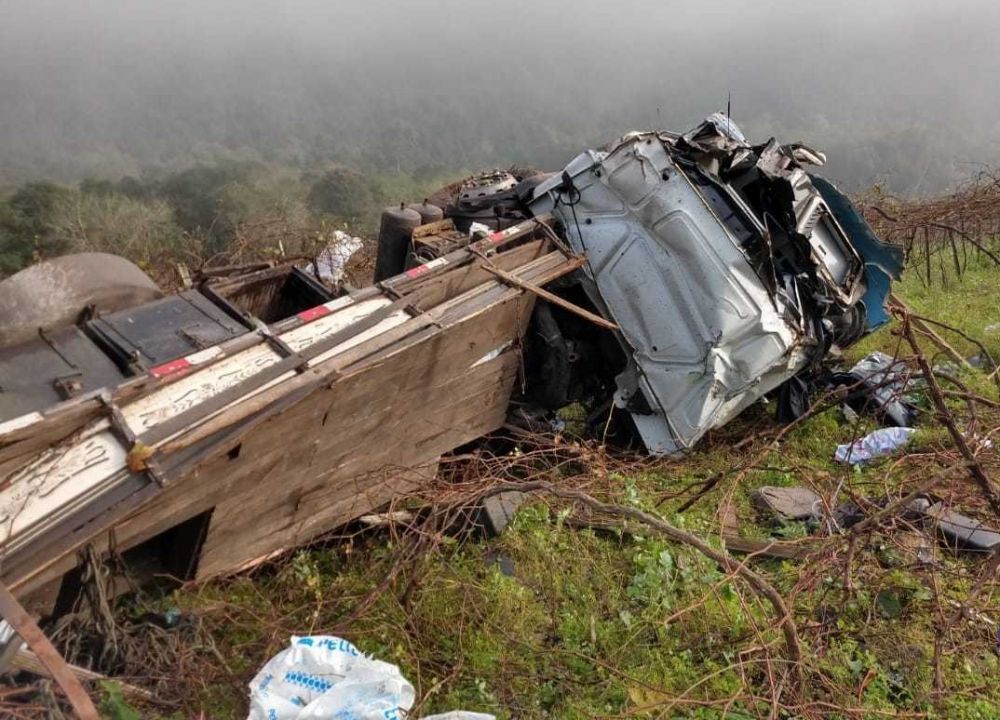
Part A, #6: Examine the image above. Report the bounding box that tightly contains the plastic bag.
[247,636,414,720]
[246,636,495,720]
[305,230,363,287]
[834,427,915,465]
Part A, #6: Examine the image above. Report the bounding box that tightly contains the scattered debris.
[483,549,516,577]
[358,510,415,528]
[0,580,98,719]
[748,482,1000,557]
[752,486,824,522]
[834,427,916,464]
[10,647,160,706]
[247,636,414,720]
[478,490,526,538]
[305,229,363,289]
[830,351,917,427]
[908,498,1000,552]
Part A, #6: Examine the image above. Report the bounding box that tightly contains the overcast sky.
[1,0,998,192]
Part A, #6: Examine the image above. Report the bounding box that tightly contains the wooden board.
[197,352,519,577]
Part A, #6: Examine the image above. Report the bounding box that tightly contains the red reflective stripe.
[405,264,431,279]
[297,305,333,322]
[489,231,505,243]
[405,257,448,279]
[150,358,192,379]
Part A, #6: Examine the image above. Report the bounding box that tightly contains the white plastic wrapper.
[247,636,414,720]
[305,230,364,287]
[834,427,915,465]
[246,636,495,720]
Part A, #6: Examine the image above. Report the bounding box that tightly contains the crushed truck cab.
[528,114,903,453]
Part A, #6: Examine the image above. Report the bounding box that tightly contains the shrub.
[0,181,73,274]
[48,191,184,270]
[306,167,377,220]
[158,161,259,252]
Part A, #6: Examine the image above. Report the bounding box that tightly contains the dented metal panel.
[533,135,806,452]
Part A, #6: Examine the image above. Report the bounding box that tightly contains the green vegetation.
[305,167,379,221]
[102,257,1000,719]
[0,161,462,284]
[0,182,73,274]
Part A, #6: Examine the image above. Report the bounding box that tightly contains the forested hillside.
[2,1,1000,195]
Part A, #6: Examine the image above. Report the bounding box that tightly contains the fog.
[2,0,998,193]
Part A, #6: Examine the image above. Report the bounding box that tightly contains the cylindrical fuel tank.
[374,204,421,282]
[407,200,443,226]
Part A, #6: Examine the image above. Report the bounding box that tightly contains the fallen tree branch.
[899,313,1000,516]
[845,462,967,538]
[911,308,997,376]
[890,294,970,368]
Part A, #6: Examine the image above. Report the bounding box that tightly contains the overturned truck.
[0,115,901,612]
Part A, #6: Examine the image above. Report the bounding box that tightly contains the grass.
[115,257,1000,719]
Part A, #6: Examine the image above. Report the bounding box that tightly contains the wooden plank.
[0,240,546,463]
[411,217,456,239]
[6,246,576,598]
[0,580,99,718]
[12,648,161,705]
[381,215,553,295]
[405,239,548,311]
[188,293,531,576]
[3,256,552,584]
[477,255,610,328]
[197,357,518,577]
[155,252,568,457]
[137,297,412,447]
[0,232,552,479]
[722,534,816,560]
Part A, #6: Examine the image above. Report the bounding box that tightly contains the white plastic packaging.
[247,636,414,720]
[246,635,495,720]
[834,427,915,464]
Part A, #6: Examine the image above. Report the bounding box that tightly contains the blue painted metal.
[811,175,904,330]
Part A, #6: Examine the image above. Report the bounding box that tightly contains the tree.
[158,161,258,253]
[49,191,183,270]
[0,182,72,275]
[306,167,377,220]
